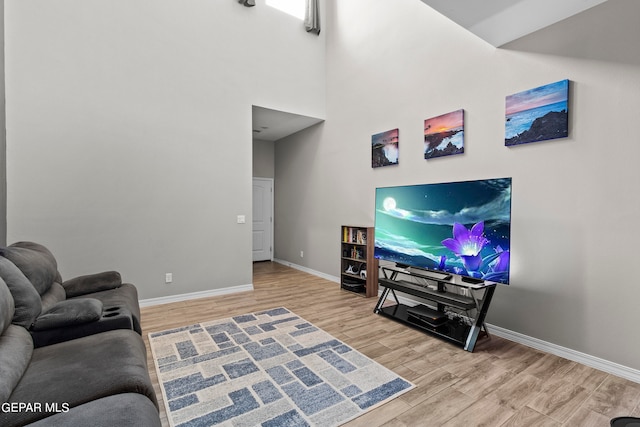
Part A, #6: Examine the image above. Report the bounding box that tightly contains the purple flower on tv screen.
[438,255,447,271]
[441,222,489,272]
[489,247,510,273]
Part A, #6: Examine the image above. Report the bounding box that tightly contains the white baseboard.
[274,261,640,384]
[273,259,340,283]
[487,324,640,384]
[139,284,254,308]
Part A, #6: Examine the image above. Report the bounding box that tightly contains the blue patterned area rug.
[149,307,414,427]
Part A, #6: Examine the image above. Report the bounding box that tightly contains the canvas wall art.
[505,79,569,146]
[424,109,464,160]
[372,128,399,168]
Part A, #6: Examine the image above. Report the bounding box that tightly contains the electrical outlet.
[300,251,304,258]
[165,273,173,284]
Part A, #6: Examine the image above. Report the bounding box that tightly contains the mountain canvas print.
[424,109,464,159]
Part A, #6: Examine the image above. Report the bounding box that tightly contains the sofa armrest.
[62,271,122,298]
[31,298,103,331]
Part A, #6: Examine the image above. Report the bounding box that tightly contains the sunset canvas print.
[424,109,464,160]
[505,79,569,146]
[372,128,399,168]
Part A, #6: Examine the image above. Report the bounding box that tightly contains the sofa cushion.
[26,393,161,427]
[0,329,157,426]
[0,324,34,404]
[0,243,58,296]
[0,257,42,328]
[32,298,103,331]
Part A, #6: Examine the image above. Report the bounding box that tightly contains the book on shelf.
[343,227,367,245]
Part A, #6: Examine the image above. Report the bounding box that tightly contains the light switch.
[237,215,246,224]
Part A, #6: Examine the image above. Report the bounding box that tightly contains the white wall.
[275,0,640,370]
[0,0,6,246]
[253,139,275,179]
[4,0,325,298]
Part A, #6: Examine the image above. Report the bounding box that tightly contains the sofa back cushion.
[0,279,34,403]
[0,278,15,335]
[0,257,42,328]
[40,282,66,313]
[0,324,34,404]
[0,242,58,296]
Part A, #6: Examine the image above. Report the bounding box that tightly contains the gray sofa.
[0,243,161,426]
[0,242,142,347]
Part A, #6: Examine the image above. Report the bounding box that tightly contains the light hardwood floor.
[141,262,640,426]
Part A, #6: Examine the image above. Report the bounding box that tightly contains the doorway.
[251,105,324,267]
[252,177,273,262]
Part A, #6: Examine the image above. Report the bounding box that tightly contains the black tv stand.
[374,265,496,352]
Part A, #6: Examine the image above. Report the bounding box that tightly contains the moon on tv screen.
[383,197,396,212]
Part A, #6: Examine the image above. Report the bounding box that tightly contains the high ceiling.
[419,0,609,47]
[253,0,617,141]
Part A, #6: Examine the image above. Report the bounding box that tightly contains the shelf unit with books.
[340,226,379,297]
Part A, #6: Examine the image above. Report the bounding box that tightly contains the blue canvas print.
[505,79,569,146]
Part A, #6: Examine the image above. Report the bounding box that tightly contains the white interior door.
[252,178,273,261]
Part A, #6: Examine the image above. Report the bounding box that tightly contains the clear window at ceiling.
[266,0,305,20]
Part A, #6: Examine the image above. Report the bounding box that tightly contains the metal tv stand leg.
[464,285,496,351]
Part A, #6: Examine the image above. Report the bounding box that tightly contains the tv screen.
[374,177,512,284]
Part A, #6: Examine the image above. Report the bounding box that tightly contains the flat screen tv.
[374,177,512,284]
